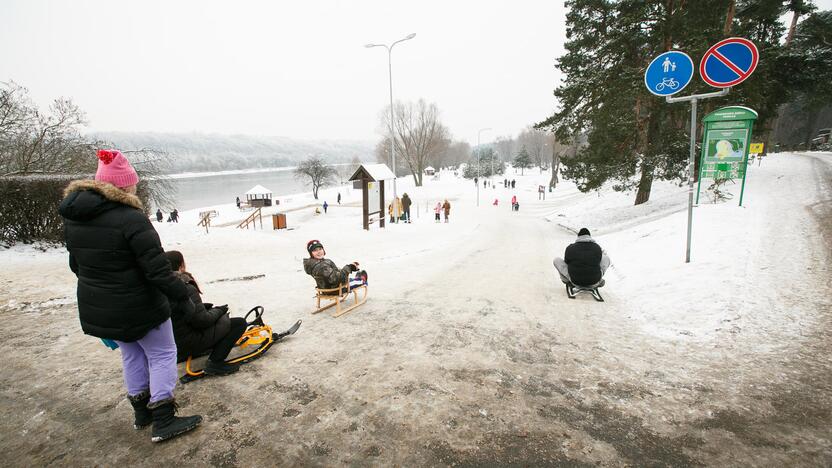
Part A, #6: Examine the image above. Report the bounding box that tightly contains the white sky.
[0,0,567,145]
[2,1,829,146]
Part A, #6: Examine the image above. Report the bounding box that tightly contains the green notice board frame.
[696,106,757,206]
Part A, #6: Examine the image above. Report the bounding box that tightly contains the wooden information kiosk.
[348,164,395,231]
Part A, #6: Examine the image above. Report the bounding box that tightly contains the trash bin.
[272,213,286,230]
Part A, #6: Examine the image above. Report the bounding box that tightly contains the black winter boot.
[204,359,239,376]
[148,398,203,443]
[127,391,152,430]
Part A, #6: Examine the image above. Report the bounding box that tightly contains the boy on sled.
[303,240,368,292]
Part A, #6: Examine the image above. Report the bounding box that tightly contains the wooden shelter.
[245,184,273,207]
[348,164,395,230]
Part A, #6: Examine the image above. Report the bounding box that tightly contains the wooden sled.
[313,283,368,317]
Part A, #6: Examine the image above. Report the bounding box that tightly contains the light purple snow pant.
[114,319,177,404]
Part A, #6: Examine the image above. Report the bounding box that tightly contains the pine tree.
[537,0,807,205]
[513,146,532,175]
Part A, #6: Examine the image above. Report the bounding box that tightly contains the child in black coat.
[165,251,248,376]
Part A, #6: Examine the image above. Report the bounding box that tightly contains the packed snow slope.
[1,152,830,466]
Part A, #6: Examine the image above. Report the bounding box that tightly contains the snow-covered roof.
[245,184,272,195]
[349,164,395,182]
[425,166,435,171]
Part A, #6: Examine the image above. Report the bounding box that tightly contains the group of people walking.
[155,208,179,223]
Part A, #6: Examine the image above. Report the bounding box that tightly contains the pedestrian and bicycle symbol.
[644,51,694,96]
[700,37,758,88]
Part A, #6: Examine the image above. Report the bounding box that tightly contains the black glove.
[203,302,213,310]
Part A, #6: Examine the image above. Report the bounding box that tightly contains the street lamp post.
[476,127,491,207]
[365,33,416,202]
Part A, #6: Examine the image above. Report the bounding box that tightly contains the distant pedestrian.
[389,203,394,223]
[323,201,328,214]
[392,196,402,223]
[483,179,487,188]
[511,195,518,211]
[156,209,163,222]
[434,202,442,223]
[442,199,451,223]
[401,193,412,223]
[474,177,478,186]
[504,179,508,188]
[170,209,179,223]
[493,198,498,206]
[235,196,241,209]
[511,179,516,189]
[337,192,341,205]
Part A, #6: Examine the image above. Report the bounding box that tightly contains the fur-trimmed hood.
[58,179,143,221]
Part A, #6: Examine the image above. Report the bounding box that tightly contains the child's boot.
[127,390,152,429]
[148,398,203,443]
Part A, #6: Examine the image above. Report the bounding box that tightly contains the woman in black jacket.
[59,149,202,443]
[165,251,247,376]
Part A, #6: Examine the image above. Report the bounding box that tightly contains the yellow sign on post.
[749,143,764,154]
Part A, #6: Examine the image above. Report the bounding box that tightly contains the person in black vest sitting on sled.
[165,251,248,376]
[553,228,610,287]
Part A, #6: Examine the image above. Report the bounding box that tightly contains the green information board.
[696,106,757,205]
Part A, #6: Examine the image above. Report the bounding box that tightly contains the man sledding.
[553,228,610,302]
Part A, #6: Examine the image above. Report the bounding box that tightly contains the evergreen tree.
[513,146,532,175]
[463,147,503,178]
[537,0,815,205]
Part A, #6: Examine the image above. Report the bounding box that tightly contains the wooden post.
[362,179,369,230]
[379,180,386,228]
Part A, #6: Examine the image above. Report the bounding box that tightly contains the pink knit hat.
[95,149,139,188]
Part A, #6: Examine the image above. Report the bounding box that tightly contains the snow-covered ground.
[1,152,831,465]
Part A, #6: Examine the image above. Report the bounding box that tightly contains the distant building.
[424,166,435,176]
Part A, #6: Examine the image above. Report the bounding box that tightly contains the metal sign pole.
[665,88,729,263]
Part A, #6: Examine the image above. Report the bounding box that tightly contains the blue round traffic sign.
[700,37,758,88]
[644,51,694,97]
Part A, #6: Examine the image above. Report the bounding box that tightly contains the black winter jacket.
[58,180,190,341]
[564,235,603,286]
[303,257,352,290]
[169,271,231,361]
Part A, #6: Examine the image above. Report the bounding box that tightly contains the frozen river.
[155,167,320,211]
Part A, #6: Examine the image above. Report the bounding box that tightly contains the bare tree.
[493,136,515,163]
[294,156,336,199]
[517,127,554,173]
[121,148,176,210]
[378,99,450,186]
[435,140,471,169]
[0,82,94,176]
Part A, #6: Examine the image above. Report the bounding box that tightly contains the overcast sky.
[2,1,829,146]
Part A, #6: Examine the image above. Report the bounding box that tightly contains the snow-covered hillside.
[1,152,830,466]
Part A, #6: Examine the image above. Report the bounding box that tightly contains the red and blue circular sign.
[699,37,758,88]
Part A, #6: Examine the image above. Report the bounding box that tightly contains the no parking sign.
[700,37,759,88]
